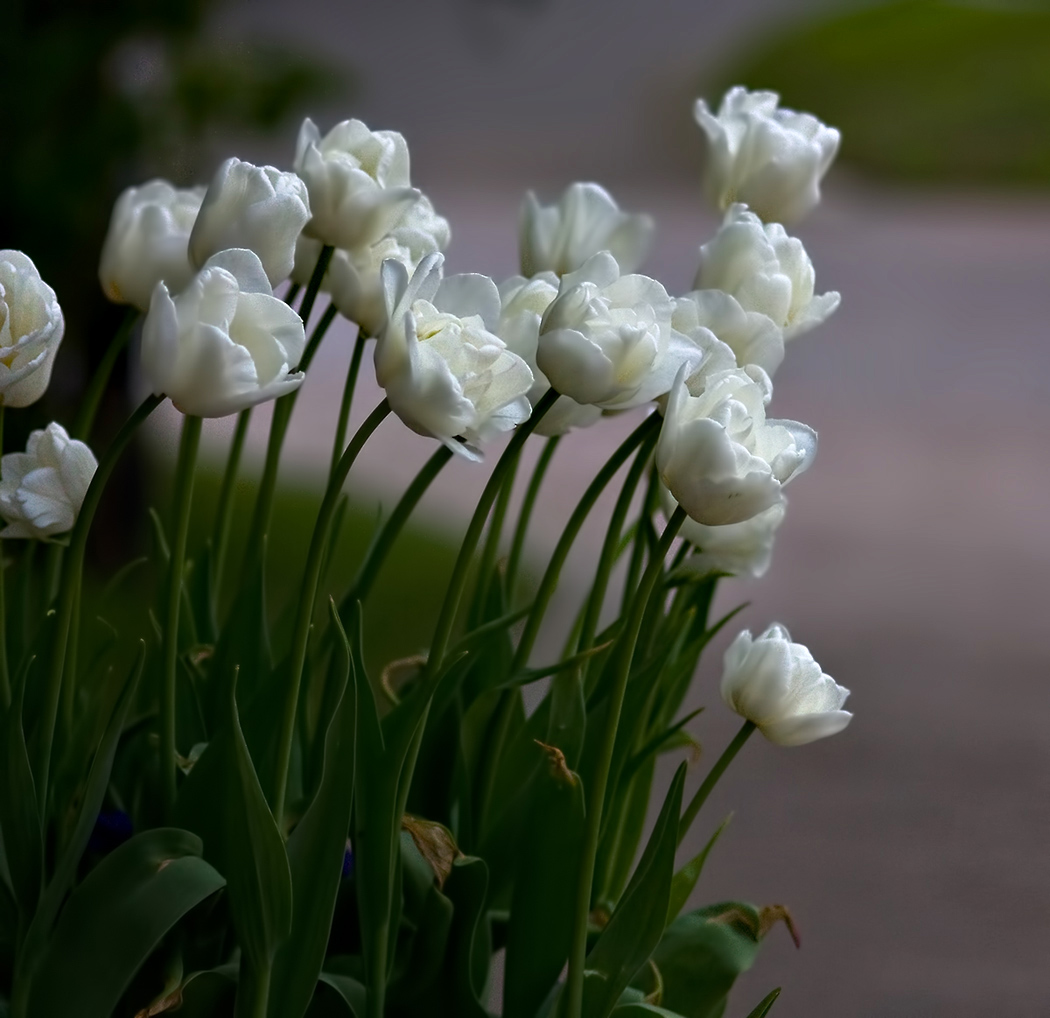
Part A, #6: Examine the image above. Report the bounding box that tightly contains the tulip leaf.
[503,742,586,1018]
[0,656,42,918]
[442,856,491,1017]
[313,972,367,1016]
[174,966,239,1018]
[611,1006,687,1017]
[581,763,686,1018]
[649,903,769,1018]
[547,668,586,770]
[17,644,144,983]
[595,756,654,908]
[269,602,358,1018]
[665,815,732,925]
[743,987,782,1018]
[23,828,225,1018]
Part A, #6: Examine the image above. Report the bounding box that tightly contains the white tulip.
[99,180,205,311]
[656,363,815,526]
[294,117,422,251]
[695,86,840,224]
[721,624,851,746]
[141,248,306,418]
[189,158,310,287]
[519,182,654,277]
[695,204,839,339]
[0,423,97,539]
[673,289,784,378]
[375,253,534,459]
[497,274,600,436]
[0,250,64,408]
[665,492,785,579]
[536,252,700,410]
[293,195,450,336]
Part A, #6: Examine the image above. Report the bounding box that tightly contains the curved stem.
[621,466,661,616]
[35,394,163,809]
[346,444,452,605]
[161,415,202,819]
[297,245,334,331]
[210,408,252,623]
[505,435,560,604]
[510,413,660,674]
[677,720,755,844]
[330,332,368,479]
[577,429,658,660]
[469,446,521,626]
[423,389,558,685]
[72,307,139,441]
[565,505,687,1018]
[273,399,390,828]
[244,295,339,568]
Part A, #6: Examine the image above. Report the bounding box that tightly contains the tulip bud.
[721,624,851,746]
[695,204,840,340]
[536,252,701,411]
[141,248,306,418]
[189,158,310,287]
[0,250,64,408]
[294,117,422,251]
[519,182,654,277]
[0,423,97,539]
[695,87,840,225]
[374,253,534,459]
[656,363,815,526]
[99,180,204,311]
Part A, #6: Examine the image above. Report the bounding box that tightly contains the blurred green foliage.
[718,0,1050,186]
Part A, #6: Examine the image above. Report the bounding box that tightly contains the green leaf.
[16,645,144,985]
[24,829,225,1018]
[546,668,586,771]
[175,966,239,1018]
[582,763,686,1018]
[743,987,781,1018]
[442,856,491,1017]
[269,602,358,1018]
[649,903,766,1018]
[665,815,731,925]
[612,1005,686,1017]
[595,756,654,909]
[504,743,586,1018]
[0,656,42,918]
[314,972,367,1016]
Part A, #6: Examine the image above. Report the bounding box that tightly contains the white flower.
[0,423,97,539]
[497,273,600,436]
[294,117,421,251]
[293,195,450,336]
[375,253,534,459]
[721,624,851,746]
[189,158,310,287]
[99,180,205,311]
[695,204,839,339]
[0,250,64,408]
[665,493,785,579]
[656,364,815,526]
[673,289,784,377]
[520,182,654,276]
[694,87,840,224]
[141,248,306,418]
[536,252,700,410]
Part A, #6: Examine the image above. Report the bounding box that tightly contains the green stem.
[161,415,202,819]
[272,399,390,828]
[35,393,163,810]
[330,332,367,478]
[677,720,755,844]
[510,413,660,674]
[210,407,252,624]
[577,429,658,660]
[244,295,338,568]
[284,280,302,306]
[297,246,334,330]
[505,435,560,604]
[72,307,139,441]
[621,466,661,616]
[564,505,687,1018]
[0,405,8,710]
[346,444,452,604]
[469,446,520,626]
[423,389,558,684]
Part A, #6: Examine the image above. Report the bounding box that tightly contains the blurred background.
[6,0,1050,1014]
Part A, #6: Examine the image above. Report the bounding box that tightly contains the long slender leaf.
[665,815,731,925]
[269,602,358,1018]
[744,987,782,1018]
[582,764,686,1018]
